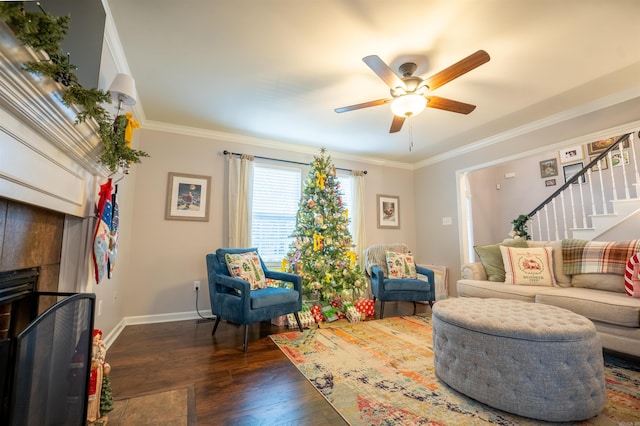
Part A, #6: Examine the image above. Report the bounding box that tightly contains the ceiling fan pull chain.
[408,117,414,152]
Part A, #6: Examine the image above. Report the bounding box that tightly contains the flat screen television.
[26,0,106,89]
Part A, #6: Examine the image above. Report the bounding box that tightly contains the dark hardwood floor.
[107,301,431,425]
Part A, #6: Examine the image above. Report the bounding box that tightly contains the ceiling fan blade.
[362,55,405,90]
[426,96,476,114]
[334,98,391,113]
[389,115,406,133]
[425,50,490,91]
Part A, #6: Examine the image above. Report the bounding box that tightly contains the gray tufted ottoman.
[432,298,606,422]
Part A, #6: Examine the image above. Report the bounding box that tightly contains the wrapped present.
[287,311,315,329]
[311,305,324,323]
[354,298,375,318]
[322,305,339,322]
[329,298,346,319]
[271,315,287,326]
[346,305,361,323]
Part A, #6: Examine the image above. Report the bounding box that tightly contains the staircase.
[526,132,640,241]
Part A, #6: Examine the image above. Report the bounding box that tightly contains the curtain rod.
[223,150,367,174]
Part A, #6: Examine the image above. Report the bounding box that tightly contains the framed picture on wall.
[558,145,585,164]
[589,155,608,172]
[563,163,586,185]
[545,179,556,187]
[165,172,211,221]
[376,194,400,229]
[539,158,558,178]
[587,136,628,155]
[611,151,630,167]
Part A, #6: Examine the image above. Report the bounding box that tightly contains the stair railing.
[522,132,639,241]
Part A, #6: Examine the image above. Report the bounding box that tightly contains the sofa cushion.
[562,239,640,275]
[571,273,625,293]
[535,287,640,328]
[474,238,528,282]
[527,240,571,286]
[456,279,560,303]
[250,287,299,309]
[500,246,556,286]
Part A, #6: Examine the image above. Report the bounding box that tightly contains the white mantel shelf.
[0,22,110,217]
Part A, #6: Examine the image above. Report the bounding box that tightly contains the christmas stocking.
[93,179,113,284]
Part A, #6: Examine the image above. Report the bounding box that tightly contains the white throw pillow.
[500,246,556,286]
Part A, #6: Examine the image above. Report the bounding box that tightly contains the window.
[251,164,301,263]
[251,163,355,264]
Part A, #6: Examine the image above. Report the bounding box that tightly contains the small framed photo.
[563,162,586,185]
[545,179,556,187]
[539,158,558,178]
[165,172,211,221]
[376,194,400,229]
[559,145,585,164]
[611,151,630,167]
[589,155,608,172]
[587,136,628,155]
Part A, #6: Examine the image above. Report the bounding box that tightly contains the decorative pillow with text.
[500,246,556,287]
[385,251,417,279]
[225,251,267,290]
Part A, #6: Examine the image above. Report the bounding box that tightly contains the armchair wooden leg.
[293,311,304,332]
[211,316,221,335]
[413,301,417,315]
[379,301,385,319]
[428,300,434,308]
[243,324,249,352]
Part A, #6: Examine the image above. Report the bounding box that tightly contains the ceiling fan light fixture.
[391,94,427,118]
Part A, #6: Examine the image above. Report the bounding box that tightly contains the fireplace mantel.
[0,22,110,218]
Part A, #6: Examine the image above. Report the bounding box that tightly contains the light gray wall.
[415,96,640,296]
[118,129,417,318]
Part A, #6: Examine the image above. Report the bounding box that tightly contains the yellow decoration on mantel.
[124,112,140,146]
[316,172,326,190]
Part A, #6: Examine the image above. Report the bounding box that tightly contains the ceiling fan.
[335,50,490,133]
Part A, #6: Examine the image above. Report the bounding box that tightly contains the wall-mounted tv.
[25,0,106,89]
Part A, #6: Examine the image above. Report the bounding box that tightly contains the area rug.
[107,385,196,426]
[271,315,640,425]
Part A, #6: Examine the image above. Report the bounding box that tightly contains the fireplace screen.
[8,293,94,425]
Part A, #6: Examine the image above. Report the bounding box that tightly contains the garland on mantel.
[0,2,149,173]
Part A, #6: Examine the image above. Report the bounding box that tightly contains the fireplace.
[0,267,94,425]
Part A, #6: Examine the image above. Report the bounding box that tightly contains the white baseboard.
[103,309,215,349]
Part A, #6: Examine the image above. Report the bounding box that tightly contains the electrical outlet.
[193,280,201,292]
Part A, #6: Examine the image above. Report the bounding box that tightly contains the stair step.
[611,198,640,217]
[590,213,621,230]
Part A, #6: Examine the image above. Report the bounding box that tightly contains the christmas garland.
[0,3,149,173]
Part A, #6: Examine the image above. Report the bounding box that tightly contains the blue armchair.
[206,248,303,351]
[364,243,435,319]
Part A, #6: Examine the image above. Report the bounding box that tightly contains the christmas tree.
[287,149,367,302]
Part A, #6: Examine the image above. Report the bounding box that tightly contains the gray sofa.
[457,239,640,357]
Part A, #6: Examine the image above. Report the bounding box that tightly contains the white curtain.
[352,170,367,269]
[227,153,254,248]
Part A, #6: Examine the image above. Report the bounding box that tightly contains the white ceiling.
[106,0,640,165]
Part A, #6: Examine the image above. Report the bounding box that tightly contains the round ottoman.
[432,298,605,422]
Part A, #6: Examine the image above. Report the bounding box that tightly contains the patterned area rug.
[271,315,640,425]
